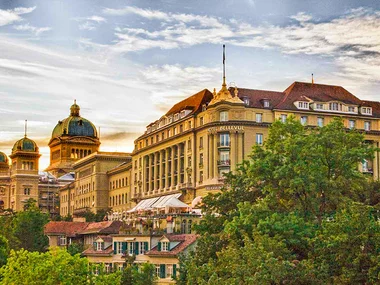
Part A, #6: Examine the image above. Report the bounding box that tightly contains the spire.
[70,100,80,116]
[223,44,226,86]
[24,119,27,137]
[312,73,314,84]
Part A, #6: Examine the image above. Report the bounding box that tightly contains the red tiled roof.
[146,234,197,257]
[277,82,362,110]
[44,221,89,237]
[165,89,213,116]
[78,221,122,235]
[234,87,285,108]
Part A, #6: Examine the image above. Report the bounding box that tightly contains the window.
[298,102,309,109]
[24,187,31,195]
[280,114,287,123]
[128,242,134,255]
[364,121,371,131]
[300,116,308,125]
[199,137,203,148]
[256,113,263,123]
[96,242,103,251]
[361,107,372,115]
[220,151,230,163]
[315,103,323,110]
[243,97,250,106]
[161,132,165,140]
[330,102,342,111]
[199,153,204,165]
[263,100,270,108]
[151,137,154,144]
[199,117,204,126]
[173,127,177,135]
[161,242,169,251]
[362,160,369,172]
[220,111,228,121]
[58,236,67,246]
[349,120,355,129]
[256,133,263,145]
[199,171,203,183]
[188,121,192,129]
[174,114,179,121]
[166,265,173,278]
[348,106,355,112]
[180,125,183,133]
[167,129,171,137]
[317,117,324,127]
[219,133,230,146]
[145,139,148,146]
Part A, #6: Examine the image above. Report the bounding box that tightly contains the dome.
[51,101,98,139]
[0,152,8,164]
[12,137,39,153]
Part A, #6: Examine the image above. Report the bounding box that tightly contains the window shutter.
[113,242,117,254]
[173,264,177,278]
[101,242,104,250]
[144,242,149,252]
[57,237,61,246]
[135,242,139,255]
[160,264,166,279]
[122,242,127,253]
[93,242,97,250]
[157,242,161,251]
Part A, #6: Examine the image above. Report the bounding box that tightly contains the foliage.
[67,242,84,256]
[181,117,380,284]
[0,247,119,284]
[76,208,110,222]
[120,263,156,285]
[0,235,9,267]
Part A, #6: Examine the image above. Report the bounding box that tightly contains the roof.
[127,193,187,213]
[82,244,113,256]
[146,234,198,257]
[277,82,362,110]
[44,221,89,237]
[78,221,123,235]
[234,87,284,108]
[12,136,39,153]
[165,89,213,116]
[0,152,8,164]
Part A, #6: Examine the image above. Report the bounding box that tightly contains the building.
[46,101,100,178]
[0,152,10,211]
[130,78,380,210]
[62,152,132,217]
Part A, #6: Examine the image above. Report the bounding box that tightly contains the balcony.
[218,160,231,166]
[217,142,231,148]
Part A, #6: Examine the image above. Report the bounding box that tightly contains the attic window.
[348,106,355,113]
[174,114,179,121]
[202,104,207,111]
[263,100,270,108]
[78,120,83,126]
[361,107,372,115]
[298,102,309,109]
[243,97,250,106]
[161,242,169,251]
[180,110,186,118]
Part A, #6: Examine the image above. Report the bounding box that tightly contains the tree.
[182,117,378,284]
[0,235,9,267]
[11,201,49,252]
[67,242,84,256]
[120,263,156,285]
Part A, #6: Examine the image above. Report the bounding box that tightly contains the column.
[165,148,169,189]
[230,131,236,172]
[213,134,218,178]
[153,152,158,191]
[146,155,150,193]
[150,154,154,193]
[171,146,175,190]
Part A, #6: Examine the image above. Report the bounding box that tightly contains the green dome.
[51,101,98,139]
[0,152,8,163]
[12,137,38,153]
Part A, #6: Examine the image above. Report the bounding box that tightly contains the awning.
[127,193,187,213]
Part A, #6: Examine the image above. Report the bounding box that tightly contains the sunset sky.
[0,0,379,169]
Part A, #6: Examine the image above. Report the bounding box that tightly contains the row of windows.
[109,193,128,207]
[21,161,34,170]
[147,109,192,133]
[70,148,92,159]
[75,196,94,208]
[109,177,129,190]
[297,101,372,115]
[61,192,74,203]
[77,182,95,195]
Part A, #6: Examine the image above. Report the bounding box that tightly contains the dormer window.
[329,102,342,111]
[161,242,169,251]
[180,110,186,118]
[202,104,207,111]
[243,97,250,106]
[168,116,173,124]
[174,114,179,121]
[361,107,372,115]
[220,111,228,122]
[315,103,324,110]
[96,242,104,251]
[348,106,355,113]
[263,100,270,108]
[298,102,309,109]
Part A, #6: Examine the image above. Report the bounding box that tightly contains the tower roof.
[0,152,8,164]
[51,101,98,139]
[12,137,39,153]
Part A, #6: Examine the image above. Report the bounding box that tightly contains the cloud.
[101,6,380,83]
[0,6,36,26]
[75,15,107,31]
[13,23,52,35]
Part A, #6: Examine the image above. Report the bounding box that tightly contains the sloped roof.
[82,244,113,256]
[78,221,122,235]
[234,87,285,108]
[146,234,197,257]
[44,221,89,237]
[276,82,362,110]
[165,89,213,116]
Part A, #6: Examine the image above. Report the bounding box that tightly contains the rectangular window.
[348,106,355,112]
[199,137,203,148]
[300,116,307,125]
[317,117,324,127]
[263,100,270,108]
[58,236,67,246]
[220,111,228,121]
[199,153,204,165]
[199,171,203,183]
[316,103,323,110]
[96,242,103,251]
[173,127,177,135]
[219,133,230,146]
[280,114,287,123]
[199,117,204,126]
[298,102,308,109]
[256,113,263,123]
[180,124,183,133]
[364,121,371,131]
[188,121,192,129]
[349,120,355,129]
[256,133,263,145]
[128,242,134,255]
[166,265,173,278]
[162,242,169,251]
[219,151,230,163]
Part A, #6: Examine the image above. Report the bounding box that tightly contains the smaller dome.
[0,152,8,164]
[70,100,80,116]
[12,137,39,153]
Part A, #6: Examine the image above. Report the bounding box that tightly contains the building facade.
[130,79,380,208]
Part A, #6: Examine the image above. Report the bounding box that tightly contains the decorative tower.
[9,130,40,211]
[0,152,10,210]
[46,101,100,177]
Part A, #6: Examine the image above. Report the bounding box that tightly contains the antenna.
[223,44,226,85]
[312,73,314,84]
[24,120,27,137]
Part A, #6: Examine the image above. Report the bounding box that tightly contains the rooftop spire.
[223,44,226,86]
[312,73,314,84]
[24,119,27,137]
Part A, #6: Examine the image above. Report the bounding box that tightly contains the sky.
[0,0,379,169]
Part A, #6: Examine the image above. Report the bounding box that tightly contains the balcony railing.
[217,142,231,148]
[217,160,231,166]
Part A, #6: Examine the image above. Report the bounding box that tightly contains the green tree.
[120,263,156,285]
[67,242,84,256]
[0,235,9,267]
[11,201,49,252]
